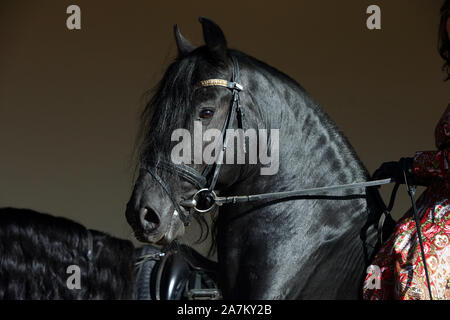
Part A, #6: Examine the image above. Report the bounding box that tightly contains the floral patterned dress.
[363,104,450,300]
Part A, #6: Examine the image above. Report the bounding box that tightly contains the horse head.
[126,18,252,245]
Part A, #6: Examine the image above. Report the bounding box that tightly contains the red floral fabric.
[363,190,450,300]
[414,149,450,190]
[363,104,450,300]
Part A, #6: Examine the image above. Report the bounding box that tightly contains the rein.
[213,179,393,206]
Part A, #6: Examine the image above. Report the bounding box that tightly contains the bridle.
[141,55,245,225]
[142,54,395,224]
[141,54,400,223]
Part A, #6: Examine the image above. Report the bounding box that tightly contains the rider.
[363,0,450,300]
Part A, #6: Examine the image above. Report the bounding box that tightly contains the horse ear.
[174,24,196,57]
[199,17,228,62]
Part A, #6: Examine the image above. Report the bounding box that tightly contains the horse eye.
[199,109,214,119]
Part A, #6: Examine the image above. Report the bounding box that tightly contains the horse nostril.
[144,208,160,225]
[139,207,160,230]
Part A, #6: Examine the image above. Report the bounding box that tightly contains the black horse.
[0,207,218,300]
[126,18,387,299]
[0,207,136,299]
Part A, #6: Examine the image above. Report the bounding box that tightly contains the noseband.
[142,55,245,225]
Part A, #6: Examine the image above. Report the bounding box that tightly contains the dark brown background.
[1,0,448,251]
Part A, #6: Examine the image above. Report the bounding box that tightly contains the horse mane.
[138,49,201,165]
[137,47,233,248]
[0,208,136,299]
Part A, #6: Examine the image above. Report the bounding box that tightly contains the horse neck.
[238,65,369,194]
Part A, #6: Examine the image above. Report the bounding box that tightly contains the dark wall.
[1,0,448,250]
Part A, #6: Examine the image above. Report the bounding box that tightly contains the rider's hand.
[372,157,415,184]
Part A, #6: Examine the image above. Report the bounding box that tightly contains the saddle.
[134,244,221,300]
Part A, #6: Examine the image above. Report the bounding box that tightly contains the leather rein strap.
[212,178,394,205]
